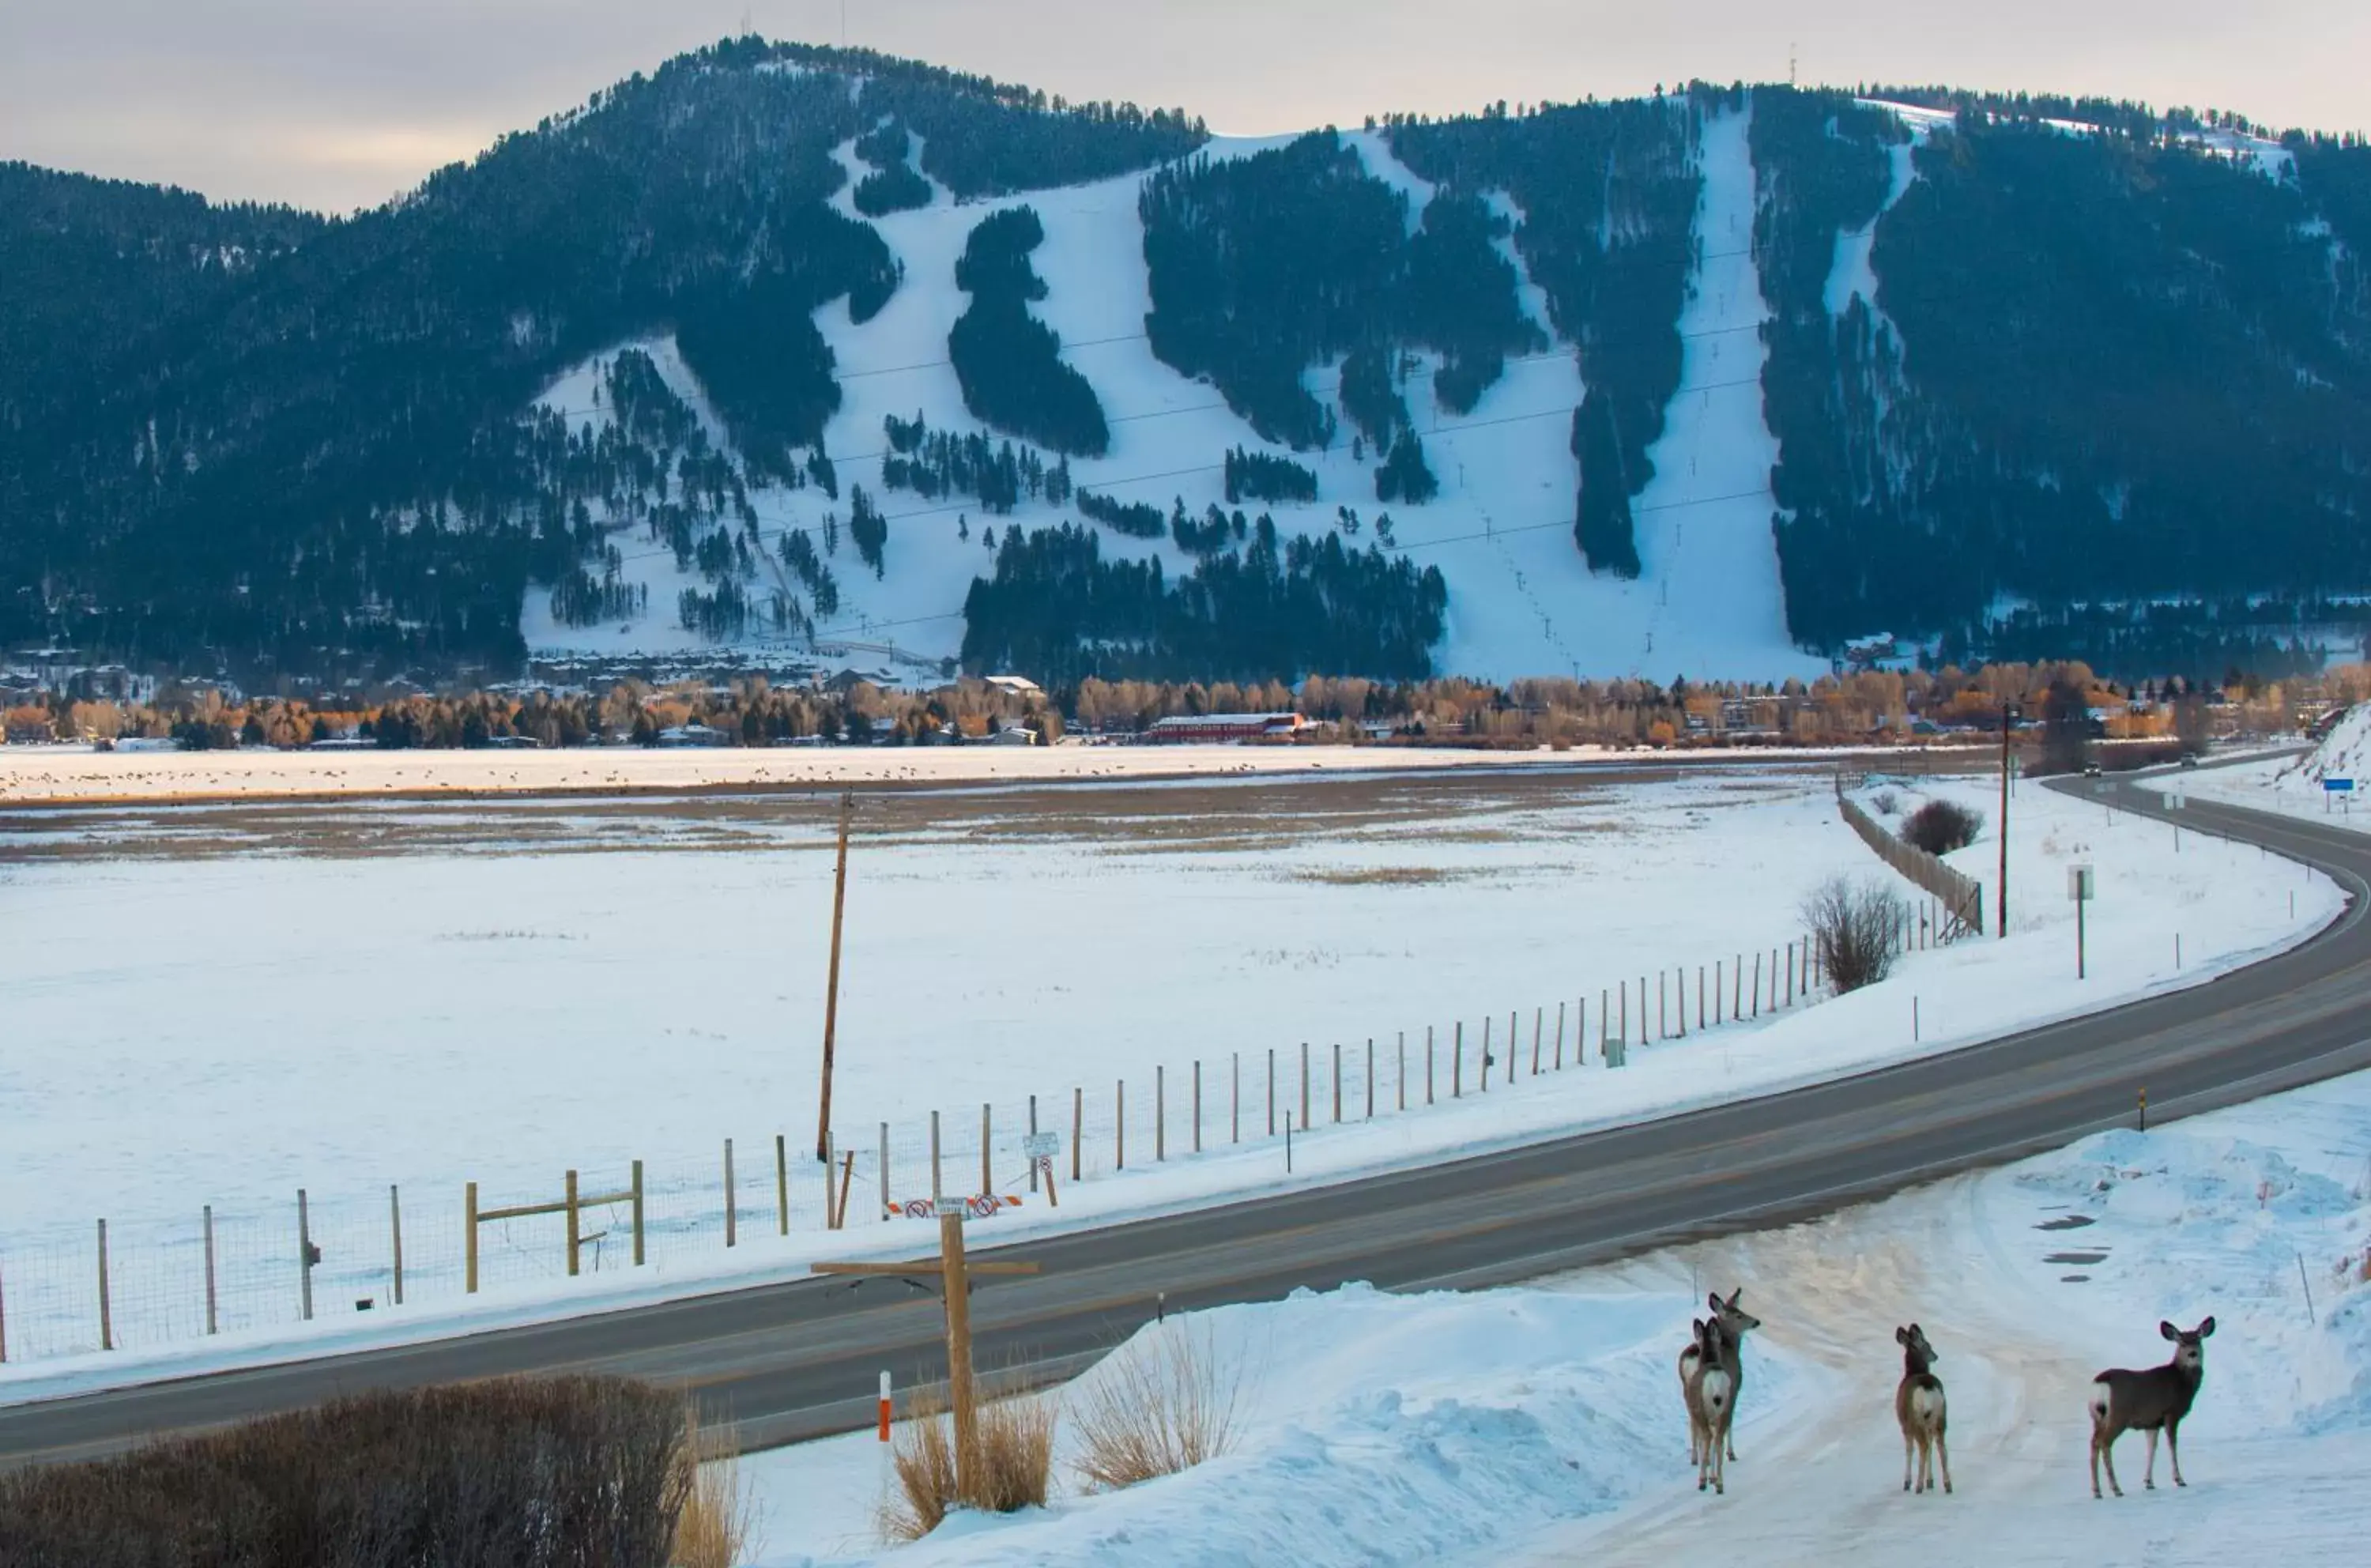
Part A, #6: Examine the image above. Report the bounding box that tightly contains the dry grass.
[1071,1320,1242,1493]
[672,1412,756,1568]
[877,1391,1058,1544]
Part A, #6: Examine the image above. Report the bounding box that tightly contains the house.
[654,722,733,748]
[987,725,1038,746]
[1143,712,1309,744]
[983,674,1043,699]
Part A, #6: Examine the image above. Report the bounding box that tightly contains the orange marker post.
[878,1370,892,1442]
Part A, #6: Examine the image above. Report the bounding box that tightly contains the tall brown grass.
[672,1410,756,1568]
[877,1390,1058,1543]
[1071,1320,1242,1492]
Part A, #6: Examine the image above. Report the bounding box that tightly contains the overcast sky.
[3,0,2361,213]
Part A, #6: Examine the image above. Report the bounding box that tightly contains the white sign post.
[2068,863,2096,979]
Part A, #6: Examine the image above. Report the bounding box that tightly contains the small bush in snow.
[1871,790,1901,816]
[1072,1319,1242,1492]
[1804,876,1906,994]
[0,1376,690,1568]
[880,1391,1057,1541]
[1902,798,1985,856]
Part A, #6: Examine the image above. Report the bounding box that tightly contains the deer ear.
[2197,1316,2216,1338]
[1726,1288,1743,1309]
[1708,1292,1724,1313]
[2160,1320,2180,1340]
[1894,1326,1909,1345]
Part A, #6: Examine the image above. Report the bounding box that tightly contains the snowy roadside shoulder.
[2,768,2340,1408]
[2131,715,2368,831]
[731,1281,1806,1568]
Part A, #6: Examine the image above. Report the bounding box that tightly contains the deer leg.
[2098,1432,2124,1498]
[1902,1429,1914,1492]
[1937,1430,1953,1495]
[2143,1428,2158,1490]
[2166,1419,2184,1488]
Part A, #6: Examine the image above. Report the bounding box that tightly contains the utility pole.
[814,1208,1041,1498]
[1998,703,2019,937]
[816,790,854,1163]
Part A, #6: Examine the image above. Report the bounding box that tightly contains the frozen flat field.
[0,760,2338,1384]
[737,1065,2371,1568]
[0,740,1609,806]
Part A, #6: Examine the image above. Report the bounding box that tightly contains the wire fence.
[0,921,1992,1367]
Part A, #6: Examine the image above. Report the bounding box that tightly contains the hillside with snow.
[8,44,2370,684]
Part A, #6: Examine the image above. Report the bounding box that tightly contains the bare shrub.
[672,1412,755,1568]
[1901,798,1984,856]
[0,1375,691,1568]
[1871,789,1901,816]
[1071,1320,1242,1492]
[1803,876,1906,994]
[878,1391,1057,1544]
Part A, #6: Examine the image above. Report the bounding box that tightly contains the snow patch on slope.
[514,122,1824,681]
[1823,130,1922,321]
[1624,99,1804,677]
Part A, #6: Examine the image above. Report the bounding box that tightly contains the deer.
[1679,1288,1761,1467]
[2088,1317,2215,1498]
[1687,1317,1738,1494]
[1894,1323,1952,1495]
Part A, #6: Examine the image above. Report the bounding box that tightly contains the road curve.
[3,769,2365,1470]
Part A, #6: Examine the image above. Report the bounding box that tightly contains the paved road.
[5,767,2365,1471]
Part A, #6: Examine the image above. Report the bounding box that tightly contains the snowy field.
[0,763,2338,1391]
[733,1061,2371,1568]
[518,101,1832,684]
[2136,714,2367,830]
[0,739,1590,805]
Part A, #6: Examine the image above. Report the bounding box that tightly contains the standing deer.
[1687,1317,1738,1494]
[2088,1317,2215,1498]
[1679,1289,1761,1466]
[1894,1324,1952,1495]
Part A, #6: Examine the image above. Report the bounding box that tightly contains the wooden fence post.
[1427,1026,1436,1103]
[776,1134,791,1234]
[631,1160,645,1266]
[1713,962,1722,1025]
[722,1144,736,1250]
[1556,1001,1566,1067]
[1479,1016,1491,1094]
[982,1102,993,1194]
[930,1111,944,1204]
[204,1204,219,1334]
[1734,953,1743,1019]
[1751,952,1762,1019]
[98,1218,112,1351]
[1072,1089,1083,1182]
[1028,1097,1040,1192]
[1366,1038,1375,1118]
[567,1168,583,1273]
[1532,1009,1542,1075]
[298,1189,315,1321]
[1300,1042,1311,1131]
[1453,1022,1463,1099]
[466,1182,479,1294]
[1786,941,1796,1006]
[880,1123,891,1218]
[1508,1011,1518,1084]
[390,1185,404,1307]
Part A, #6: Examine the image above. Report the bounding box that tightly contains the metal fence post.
[97,1218,113,1351]
[567,1168,583,1273]
[723,1141,737,1250]
[204,1204,219,1333]
[631,1159,646,1265]
[390,1185,404,1306]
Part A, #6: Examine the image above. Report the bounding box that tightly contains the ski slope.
[517,100,1840,684]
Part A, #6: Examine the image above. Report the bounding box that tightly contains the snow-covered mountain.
[7,44,2369,685]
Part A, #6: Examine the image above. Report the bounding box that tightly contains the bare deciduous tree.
[1803,876,1906,993]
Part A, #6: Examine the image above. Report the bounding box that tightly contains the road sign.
[1023,1132,1060,1159]
[897,1195,1021,1220]
[2068,865,2095,901]
[2327,778,2356,793]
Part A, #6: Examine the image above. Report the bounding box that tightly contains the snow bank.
[2134,714,2366,828]
[734,1281,1794,1567]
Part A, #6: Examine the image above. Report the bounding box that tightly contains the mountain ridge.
[4,40,2367,686]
